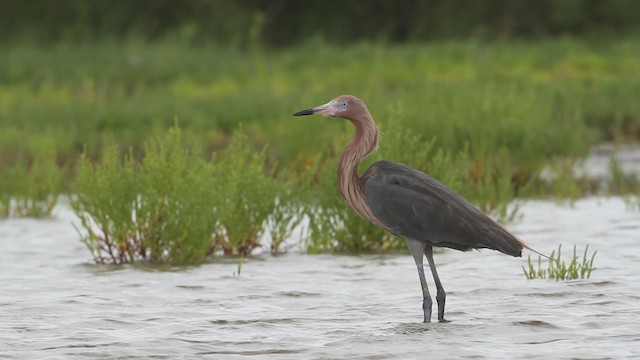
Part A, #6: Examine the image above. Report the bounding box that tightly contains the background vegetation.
[1,1,638,262]
[2,0,640,46]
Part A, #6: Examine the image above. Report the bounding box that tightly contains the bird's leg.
[425,246,447,322]
[406,239,432,323]
[416,264,433,323]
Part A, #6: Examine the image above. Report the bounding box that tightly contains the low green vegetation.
[523,244,597,280]
[72,127,300,265]
[4,39,640,170]
[1,38,638,260]
[0,133,64,217]
[72,128,217,265]
[210,131,280,256]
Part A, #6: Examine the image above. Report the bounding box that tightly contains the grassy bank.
[1,38,639,258]
[3,38,639,164]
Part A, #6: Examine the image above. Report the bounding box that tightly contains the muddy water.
[1,197,639,359]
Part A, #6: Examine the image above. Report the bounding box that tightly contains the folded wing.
[363,160,523,257]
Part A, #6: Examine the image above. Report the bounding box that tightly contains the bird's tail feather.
[521,241,550,259]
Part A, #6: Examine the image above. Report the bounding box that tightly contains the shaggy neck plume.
[337,111,384,227]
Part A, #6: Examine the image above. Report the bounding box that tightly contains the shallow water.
[1,197,639,359]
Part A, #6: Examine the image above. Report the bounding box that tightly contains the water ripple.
[1,197,639,359]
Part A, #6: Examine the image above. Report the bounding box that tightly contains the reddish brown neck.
[337,111,383,226]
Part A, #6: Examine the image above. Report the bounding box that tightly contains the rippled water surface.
[1,197,639,359]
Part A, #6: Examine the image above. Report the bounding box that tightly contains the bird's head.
[293,95,367,120]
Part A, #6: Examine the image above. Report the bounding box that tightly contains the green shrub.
[71,126,290,264]
[210,132,279,255]
[4,39,640,255]
[72,127,218,265]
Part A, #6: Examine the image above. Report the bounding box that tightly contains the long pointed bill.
[292,101,336,117]
[293,108,314,116]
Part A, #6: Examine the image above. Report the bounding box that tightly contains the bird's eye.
[338,101,348,109]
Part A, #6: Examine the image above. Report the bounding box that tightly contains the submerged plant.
[523,244,597,280]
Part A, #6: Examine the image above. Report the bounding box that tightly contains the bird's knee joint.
[436,292,446,302]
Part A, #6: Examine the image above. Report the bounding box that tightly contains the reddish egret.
[293,95,535,323]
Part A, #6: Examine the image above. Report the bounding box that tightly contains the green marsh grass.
[210,132,279,256]
[71,126,298,264]
[4,39,639,167]
[72,127,218,265]
[523,244,597,280]
[535,158,587,203]
[4,39,639,188]
[0,134,64,218]
[2,38,640,256]
[609,156,639,195]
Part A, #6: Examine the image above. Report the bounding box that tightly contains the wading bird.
[293,95,535,323]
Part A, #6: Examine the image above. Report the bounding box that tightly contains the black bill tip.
[293,108,314,116]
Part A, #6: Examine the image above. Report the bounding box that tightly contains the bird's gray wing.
[363,160,523,256]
